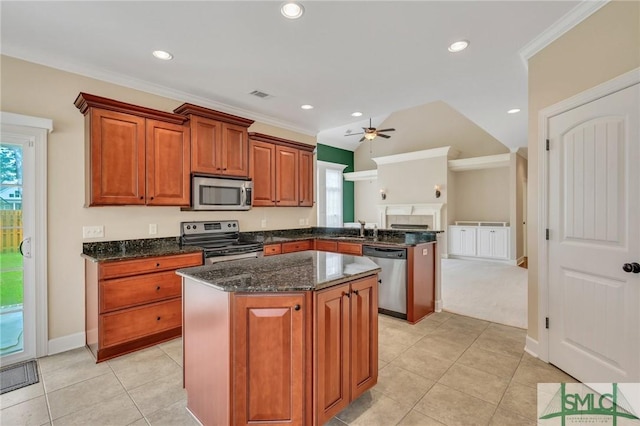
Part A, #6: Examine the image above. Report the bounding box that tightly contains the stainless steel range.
[180,220,263,264]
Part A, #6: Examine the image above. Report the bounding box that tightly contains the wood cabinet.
[314,239,362,256]
[85,252,202,362]
[282,239,313,253]
[314,240,338,252]
[249,133,314,207]
[407,242,436,324]
[173,104,254,178]
[314,275,378,426]
[75,93,190,207]
[263,243,283,256]
[232,293,311,426]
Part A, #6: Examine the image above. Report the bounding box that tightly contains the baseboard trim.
[48,332,85,356]
[435,299,443,312]
[525,335,539,359]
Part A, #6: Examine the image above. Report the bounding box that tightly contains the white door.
[492,228,509,259]
[477,228,493,258]
[547,83,639,382]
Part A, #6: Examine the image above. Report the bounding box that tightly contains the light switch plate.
[261,219,267,228]
[149,224,157,235]
[83,225,104,239]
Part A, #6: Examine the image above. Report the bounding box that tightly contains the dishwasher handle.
[362,246,407,259]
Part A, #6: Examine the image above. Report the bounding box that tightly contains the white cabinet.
[449,224,509,260]
[448,226,477,256]
[477,227,509,259]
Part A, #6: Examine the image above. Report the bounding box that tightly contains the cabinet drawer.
[315,240,338,252]
[100,271,182,313]
[337,242,362,256]
[264,244,282,256]
[100,299,181,348]
[282,240,313,253]
[100,252,202,279]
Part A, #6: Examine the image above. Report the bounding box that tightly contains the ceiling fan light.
[364,133,376,141]
[281,2,304,19]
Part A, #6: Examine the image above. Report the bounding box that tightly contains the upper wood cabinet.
[249,133,315,207]
[75,93,190,207]
[173,104,254,178]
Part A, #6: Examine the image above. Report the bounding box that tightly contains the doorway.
[0,115,49,365]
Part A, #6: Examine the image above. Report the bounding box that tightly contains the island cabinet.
[249,132,315,207]
[173,103,254,177]
[264,239,313,256]
[314,240,363,256]
[314,275,378,426]
[407,242,436,324]
[85,251,202,362]
[74,93,191,207]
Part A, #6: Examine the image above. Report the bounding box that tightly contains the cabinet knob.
[223,168,227,171]
[294,304,301,311]
[217,167,221,170]
[140,196,144,200]
[353,289,359,295]
[156,316,161,321]
[156,263,160,267]
[150,196,154,200]
[156,286,161,291]
[343,291,350,298]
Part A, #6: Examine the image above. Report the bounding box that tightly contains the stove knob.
[193,225,197,230]
[186,225,191,230]
[228,223,231,227]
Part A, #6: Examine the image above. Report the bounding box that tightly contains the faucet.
[358,220,366,238]
[373,225,378,241]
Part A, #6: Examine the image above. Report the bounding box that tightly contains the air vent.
[249,90,271,99]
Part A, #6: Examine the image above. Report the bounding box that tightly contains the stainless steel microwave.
[192,176,252,211]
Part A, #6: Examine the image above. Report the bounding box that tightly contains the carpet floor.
[441,258,527,329]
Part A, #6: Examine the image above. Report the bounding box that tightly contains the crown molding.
[448,153,511,172]
[0,50,316,137]
[343,170,378,182]
[519,0,609,68]
[372,146,459,166]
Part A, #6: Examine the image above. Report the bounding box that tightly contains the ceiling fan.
[345,118,395,142]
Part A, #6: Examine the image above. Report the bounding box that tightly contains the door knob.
[622,262,640,273]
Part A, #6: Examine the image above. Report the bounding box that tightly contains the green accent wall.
[316,144,354,223]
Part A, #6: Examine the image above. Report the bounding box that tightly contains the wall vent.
[249,90,271,99]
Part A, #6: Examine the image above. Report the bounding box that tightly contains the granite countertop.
[82,237,203,262]
[177,251,381,292]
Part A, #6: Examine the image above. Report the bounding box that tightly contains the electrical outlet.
[82,225,104,239]
[299,218,305,225]
[149,224,157,235]
[261,219,267,228]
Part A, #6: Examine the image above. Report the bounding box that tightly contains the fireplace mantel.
[378,203,444,230]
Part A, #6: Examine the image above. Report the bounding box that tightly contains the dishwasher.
[362,246,407,319]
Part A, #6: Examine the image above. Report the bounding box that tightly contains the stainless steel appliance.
[362,245,407,319]
[191,176,252,211]
[180,220,263,264]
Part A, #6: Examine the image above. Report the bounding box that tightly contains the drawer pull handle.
[156,286,161,291]
[157,316,161,321]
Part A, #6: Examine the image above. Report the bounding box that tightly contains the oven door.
[192,176,252,211]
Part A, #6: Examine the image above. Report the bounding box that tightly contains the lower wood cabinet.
[314,275,378,425]
[264,239,313,256]
[232,293,312,426]
[314,239,362,256]
[85,251,202,362]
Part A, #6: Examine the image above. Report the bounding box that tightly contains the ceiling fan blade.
[345,132,364,136]
[377,128,396,132]
[377,133,391,139]
[359,136,366,142]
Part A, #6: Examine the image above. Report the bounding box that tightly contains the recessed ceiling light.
[351,112,363,117]
[281,2,304,19]
[152,50,173,60]
[448,40,469,53]
[507,108,521,114]
[301,104,314,110]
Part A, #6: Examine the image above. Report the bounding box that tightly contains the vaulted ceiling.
[1,1,590,151]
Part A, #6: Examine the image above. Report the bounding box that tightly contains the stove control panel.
[181,220,239,235]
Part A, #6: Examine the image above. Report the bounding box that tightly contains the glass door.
[0,138,35,364]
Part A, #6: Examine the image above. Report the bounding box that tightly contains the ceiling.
[1,1,588,151]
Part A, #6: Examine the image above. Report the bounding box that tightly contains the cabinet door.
[146,119,190,206]
[298,150,314,206]
[491,228,509,259]
[350,276,378,400]
[282,240,313,253]
[250,140,276,206]
[315,240,338,252]
[275,145,299,206]
[263,244,282,256]
[221,123,249,177]
[477,228,493,258]
[314,284,351,425]
[337,242,362,256]
[190,115,222,175]
[460,227,477,256]
[233,293,306,426]
[89,108,145,205]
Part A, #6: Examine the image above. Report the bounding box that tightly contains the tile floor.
[0,312,577,426]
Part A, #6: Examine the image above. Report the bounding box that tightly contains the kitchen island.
[177,251,381,426]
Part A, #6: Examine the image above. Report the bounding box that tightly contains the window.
[316,161,347,227]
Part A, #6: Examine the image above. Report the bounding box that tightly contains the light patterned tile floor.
[0,312,576,425]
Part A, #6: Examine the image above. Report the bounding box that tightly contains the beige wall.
[354,179,380,224]
[0,56,317,342]
[527,0,640,340]
[452,168,510,223]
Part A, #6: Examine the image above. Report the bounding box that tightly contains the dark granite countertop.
[82,237,203,262]
[177,251,381,292]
